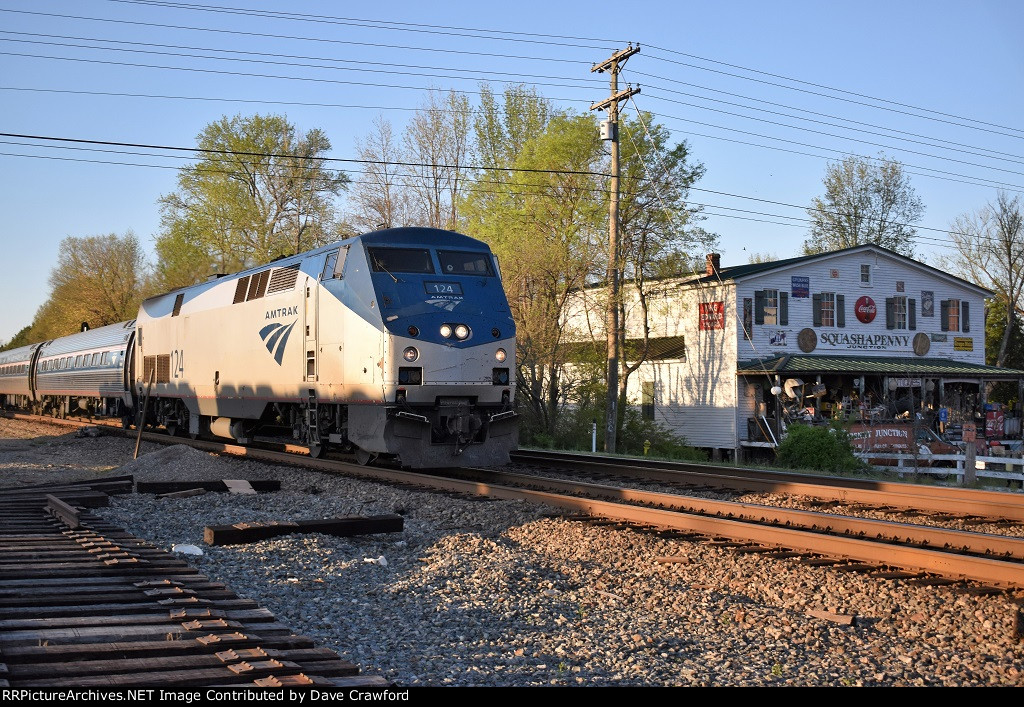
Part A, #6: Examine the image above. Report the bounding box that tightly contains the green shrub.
[775,422,867,474]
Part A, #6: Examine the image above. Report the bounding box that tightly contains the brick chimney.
[706,253,721,276]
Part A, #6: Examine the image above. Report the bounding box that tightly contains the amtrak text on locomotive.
[265,306,298,320]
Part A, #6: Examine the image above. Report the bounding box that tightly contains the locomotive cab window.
[321,247,349,280]
[437,250,495,276]
[367,247,434,274]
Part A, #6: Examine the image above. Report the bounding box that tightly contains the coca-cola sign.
[855,295,877,324]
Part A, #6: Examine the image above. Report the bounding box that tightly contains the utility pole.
[591,44,640,454]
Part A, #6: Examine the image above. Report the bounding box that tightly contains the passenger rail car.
[0,321,135,419]
[34,321,135,419]
[135,227,517,467]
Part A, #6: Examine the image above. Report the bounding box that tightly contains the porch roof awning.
[736,354,1024,379]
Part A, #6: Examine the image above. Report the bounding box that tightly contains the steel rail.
[137,437,1024,588]
[11,414,1024,586]
[446,466,1024,560]
[513,448,1024,522]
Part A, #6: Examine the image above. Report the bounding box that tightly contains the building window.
[941,299,969,332]
[861,264,871,284]
[821,293,835,327]
[763,289,778,324]
[742,298,752,340]
[754,289,788,326]
[641,381,655,421]
[885,296,917,330]
[812,292,845,328]
[894,296,907,329]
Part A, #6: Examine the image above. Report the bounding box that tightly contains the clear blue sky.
[1,0,1022,343]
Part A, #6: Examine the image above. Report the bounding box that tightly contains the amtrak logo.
[259,319,297,365]
[425,298,460,312]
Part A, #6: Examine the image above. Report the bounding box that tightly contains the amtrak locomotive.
[0,228,518,468]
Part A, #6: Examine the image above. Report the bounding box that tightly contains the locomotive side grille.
[156,354,171,383]
[233,276,250,304]
[247,270,270,301]
[143,355,171,384]
[267,264,300,294]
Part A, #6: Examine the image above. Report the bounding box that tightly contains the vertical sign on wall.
[791,276,809,298]
[699,301,725,330]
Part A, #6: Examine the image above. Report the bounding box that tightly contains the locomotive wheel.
[355,448,374,466]
[307,443,325,459]
[166,422,178,437]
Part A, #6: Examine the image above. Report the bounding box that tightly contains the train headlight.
[455,324,470,340]
[440,324,453,339]
[495,348,507,362]
[403,346,419,362]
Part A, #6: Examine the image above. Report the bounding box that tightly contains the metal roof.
[736,354,1024,379]
[691,243,992,296]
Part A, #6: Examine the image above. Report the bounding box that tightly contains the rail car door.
[303,276,318,382]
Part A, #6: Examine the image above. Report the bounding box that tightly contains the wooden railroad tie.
[204,514,404,546]
[137,480,281,495]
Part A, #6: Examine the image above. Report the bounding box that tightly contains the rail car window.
[321,248,349,280]
[75,355,82,368]
[102,352,111,365]
[367,248,434,274]
[438,250,495,276]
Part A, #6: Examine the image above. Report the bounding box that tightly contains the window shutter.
[940,300,949,332]
[812,294,822,327]
[836,295,845,328]
[962,301,970,332]
[908,299,916,330]
[886,298,895,329]
[780,292,789,326]
[754,291,765,325]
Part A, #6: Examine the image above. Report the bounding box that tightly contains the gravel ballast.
[2,418,1023,686]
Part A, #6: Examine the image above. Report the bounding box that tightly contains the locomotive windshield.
[437,250,495,276]
[368,248,434,274]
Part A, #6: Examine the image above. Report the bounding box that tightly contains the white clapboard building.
[564,244,1023,460]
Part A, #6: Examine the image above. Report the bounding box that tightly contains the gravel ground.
[2,417,1024,686]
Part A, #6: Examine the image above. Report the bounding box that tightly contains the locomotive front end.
[345,230,518,467]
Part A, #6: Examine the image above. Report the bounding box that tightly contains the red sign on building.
[699,301,725,330]
[855,296,877,324]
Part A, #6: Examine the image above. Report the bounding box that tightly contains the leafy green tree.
[986,298,1024,406]
[0,325,32,351]
[28,232,148,341]
[943,191,1024,367]
[463,90,604,438]
[803,153,923,257]
[155,114,348,289]
[614,112,716,432]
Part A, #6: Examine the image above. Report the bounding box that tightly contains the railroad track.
[512,448,1024,523]
[0,478,390,688]
[11,413,1024,591]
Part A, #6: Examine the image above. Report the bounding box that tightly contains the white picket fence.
[854,451,1024,485]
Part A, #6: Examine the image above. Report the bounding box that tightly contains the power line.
[0,8,598,64]
[2,132,1010,248]
[632,72,1024,163]
[10,28,1021,173]
[643,47,1024,141]
[0,33,605,89]
[0,131,610,178]
[106,0,624,49]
